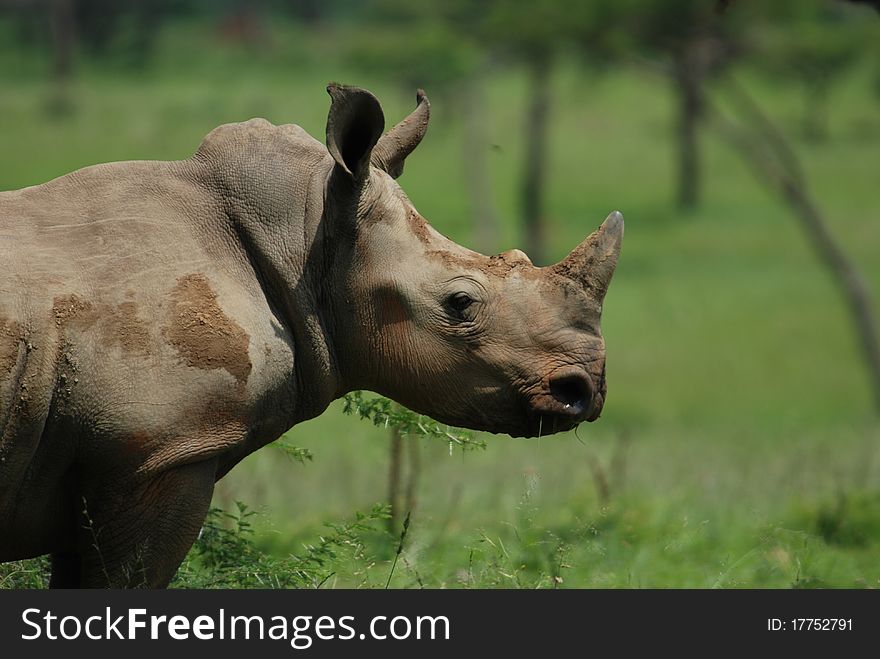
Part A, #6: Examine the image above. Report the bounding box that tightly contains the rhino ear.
[370,89,430,179]
[325,83,385,180]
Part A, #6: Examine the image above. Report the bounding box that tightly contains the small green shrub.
[173,502,391,588]
[812,492,880,548]
[343,391,485,451]
[0,556,50,589]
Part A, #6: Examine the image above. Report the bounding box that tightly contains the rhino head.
[323,85,623,438]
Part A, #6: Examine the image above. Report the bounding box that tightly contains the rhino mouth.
[415,365,602,438]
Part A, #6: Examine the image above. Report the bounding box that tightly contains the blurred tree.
[711,80,880,413]
[284,0,325,25]
[520,51,551,264]
[480,0,623,263]
[481,0,577,264]
[73,0,177,70]
[216,0,269,52]
[48,0,75,113]
[5,0,177,85]
[622,0,745,210]
[757,3,863,141]
[841,0,880,10]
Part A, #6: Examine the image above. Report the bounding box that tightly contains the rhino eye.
[445,292,474,319]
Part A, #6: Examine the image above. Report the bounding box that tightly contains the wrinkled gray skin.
[0,85,622,588]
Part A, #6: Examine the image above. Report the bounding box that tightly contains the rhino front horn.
[552,211,624,303]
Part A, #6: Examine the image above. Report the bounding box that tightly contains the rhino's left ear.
[326,83,386,180]
[370,89,430,179]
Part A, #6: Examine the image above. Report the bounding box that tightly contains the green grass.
[1,17,879,588]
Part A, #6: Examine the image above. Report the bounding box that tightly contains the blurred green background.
[1,0,880,588]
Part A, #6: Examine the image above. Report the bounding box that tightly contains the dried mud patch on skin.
[407,208,432,246]
[53,294,96,329]
[409,207,543,279]
[0,315,23,376]
[103,301,150,355]
[426,249,542,279]
[54,295,151,356]
[162,274,252,392]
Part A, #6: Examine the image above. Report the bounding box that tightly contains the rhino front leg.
[72,458,218,588]
[49,550,81,587]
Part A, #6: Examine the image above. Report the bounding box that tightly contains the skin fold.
[0,84,623,587]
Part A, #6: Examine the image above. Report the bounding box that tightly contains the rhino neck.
[190,120,345,424]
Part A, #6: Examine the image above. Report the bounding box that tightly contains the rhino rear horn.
[552,211,624,303]
[326,83,386,180]
[370,89,430,179]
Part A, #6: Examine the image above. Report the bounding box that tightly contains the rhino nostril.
[549,371,592,412]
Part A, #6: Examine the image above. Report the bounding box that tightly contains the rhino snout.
[525,366,600,435]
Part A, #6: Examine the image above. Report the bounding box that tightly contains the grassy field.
[1,19,879,588]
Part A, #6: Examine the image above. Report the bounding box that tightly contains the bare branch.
[708,83,880,413]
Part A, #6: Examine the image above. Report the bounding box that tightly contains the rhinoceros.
[0,84,623,587]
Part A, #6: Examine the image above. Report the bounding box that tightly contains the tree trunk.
[803,80,830,142]
[48,0,75,114]
[404,435,420,519]
[673,48,703,211]
[387,426,420,535]
[779,181,880,413]
[387,426,402,534]
[522,53,552,265]
[461,75,500,254]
